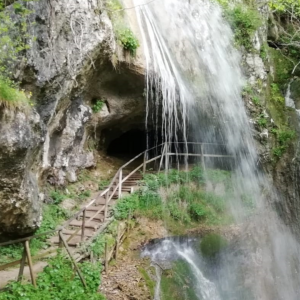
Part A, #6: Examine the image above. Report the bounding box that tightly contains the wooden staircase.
[49,172,143,248]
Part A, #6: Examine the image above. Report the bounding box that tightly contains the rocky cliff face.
[0,108,43,234]
[241,1,300,234]
[0,0,145,235]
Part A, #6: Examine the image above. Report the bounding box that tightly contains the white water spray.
[134,0,300,299]
[142,239,220,300]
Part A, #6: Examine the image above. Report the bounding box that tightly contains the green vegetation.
[92,100,104,113]
[116,28,139,54]
[139,267,156,298]
[86,220,119,260]
[0,1,35,109]
[160,261,198,300]
[199,233,228,257]
[99,179,110,190]
[242,84,262,107]
[271,83,285,103]
[50,190,69,204]
[0,76,29,109]
[226,5,261,50]
[269,0,300,17]
[0,205,68,264]
[272,128,296,157]
[0,0,33,72]
[0,254,105,300]
[114,167,240,233]
[106,0,139,55]
[216,0,261,51]
[257,114,267,127]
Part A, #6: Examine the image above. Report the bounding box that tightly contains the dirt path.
[100,218,167,300]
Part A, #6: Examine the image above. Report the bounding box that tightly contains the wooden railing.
[0,141,233,288]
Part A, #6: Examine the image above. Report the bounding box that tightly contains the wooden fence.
[0,141,233,288]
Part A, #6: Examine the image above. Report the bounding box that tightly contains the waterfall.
[134,0,300,299]
[285,81,295,109]
[142,239,221,300]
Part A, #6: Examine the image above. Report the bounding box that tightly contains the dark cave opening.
[106,129,147,159]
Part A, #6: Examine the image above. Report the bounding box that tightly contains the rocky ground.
[100,217,167,300]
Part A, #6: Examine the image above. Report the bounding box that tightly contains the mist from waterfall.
[134,0,300,299]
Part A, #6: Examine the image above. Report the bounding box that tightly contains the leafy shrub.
[114,193,139,219]
[117,28,139,55]
[92,100,104,113]
[189,202,207,221]
[106,0,139,56]
[269,0,300,17]
[225,5,261,50]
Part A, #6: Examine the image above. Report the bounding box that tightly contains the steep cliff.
[0,0,145,235]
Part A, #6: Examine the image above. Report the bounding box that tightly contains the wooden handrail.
[0,141,230,249]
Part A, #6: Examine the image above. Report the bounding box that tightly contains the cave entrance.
[106,129,147,159]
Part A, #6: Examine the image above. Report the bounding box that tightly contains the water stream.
[134,0,300,299]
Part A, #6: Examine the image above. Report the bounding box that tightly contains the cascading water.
[133,0,300,299]
[142,239,221,300]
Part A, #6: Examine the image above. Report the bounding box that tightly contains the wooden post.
[164,142,169,172]
[104,241,109,274]
[81,209,86,242]
[104,191,109,219]
[158,143,166,172]
[90,250,94,264]
[58,230,63,248]
[118,169,122,199]
[105,241,108,273]
[115,224,120,260]
[25,240,36,288]
[17,243,27,282]
[127,211,131,235]
[59,231,87,289]
[201,144,206,171]
[143,152,147,174]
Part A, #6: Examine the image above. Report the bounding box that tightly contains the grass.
[114,167,236,233]
[0,76,28,110]
[0,254,105,300]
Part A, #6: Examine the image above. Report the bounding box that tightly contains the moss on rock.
[200,233,228,257]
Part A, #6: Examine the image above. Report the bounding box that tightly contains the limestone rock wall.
[0,0,145,235]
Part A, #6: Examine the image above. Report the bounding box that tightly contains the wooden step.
[81,211,105,222]
[94,199,116,206]
[109,186,133,192]
[69,220,100,231]
[62,229,94,238]
[50,235,87,247]
[85,206,107,213]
